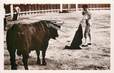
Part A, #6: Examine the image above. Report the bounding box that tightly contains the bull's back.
[6,23,50,51]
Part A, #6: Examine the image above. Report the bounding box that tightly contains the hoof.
[42,62,47,65]
[11,67,17,70]
[11,64,17,70]
[37,61,41,65]
[25,67,29,70]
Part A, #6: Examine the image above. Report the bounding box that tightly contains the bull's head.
[45,20,61,39]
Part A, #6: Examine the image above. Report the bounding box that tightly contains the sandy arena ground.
[4,10,110,70]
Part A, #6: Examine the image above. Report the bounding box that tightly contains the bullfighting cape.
[64,24,83,49]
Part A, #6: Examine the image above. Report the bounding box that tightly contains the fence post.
[68,4,70,11]
[60,4,63,12]
[76,4,78,11]
[10,4,13,19]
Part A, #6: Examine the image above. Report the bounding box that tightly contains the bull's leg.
[41,42,48,65]
[42,50,47,65]
[8,48,17,70]
[36,50,41,65]
[22,53,29,70]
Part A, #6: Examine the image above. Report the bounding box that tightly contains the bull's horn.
[49,23,66,33]
[44,20,65,33]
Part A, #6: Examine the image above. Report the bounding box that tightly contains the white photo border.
[0,0,113,73]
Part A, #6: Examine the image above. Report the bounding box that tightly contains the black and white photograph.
[3,2,111,70]
[0,0,114,72]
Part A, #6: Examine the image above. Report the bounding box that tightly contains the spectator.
[13,6,20,21]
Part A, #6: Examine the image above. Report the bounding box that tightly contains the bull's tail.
[17,49,22,56]
[7,24,22,56]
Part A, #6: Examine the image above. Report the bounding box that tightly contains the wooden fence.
[4,4,110,17]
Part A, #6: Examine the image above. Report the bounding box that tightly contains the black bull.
[6,20,61,70]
